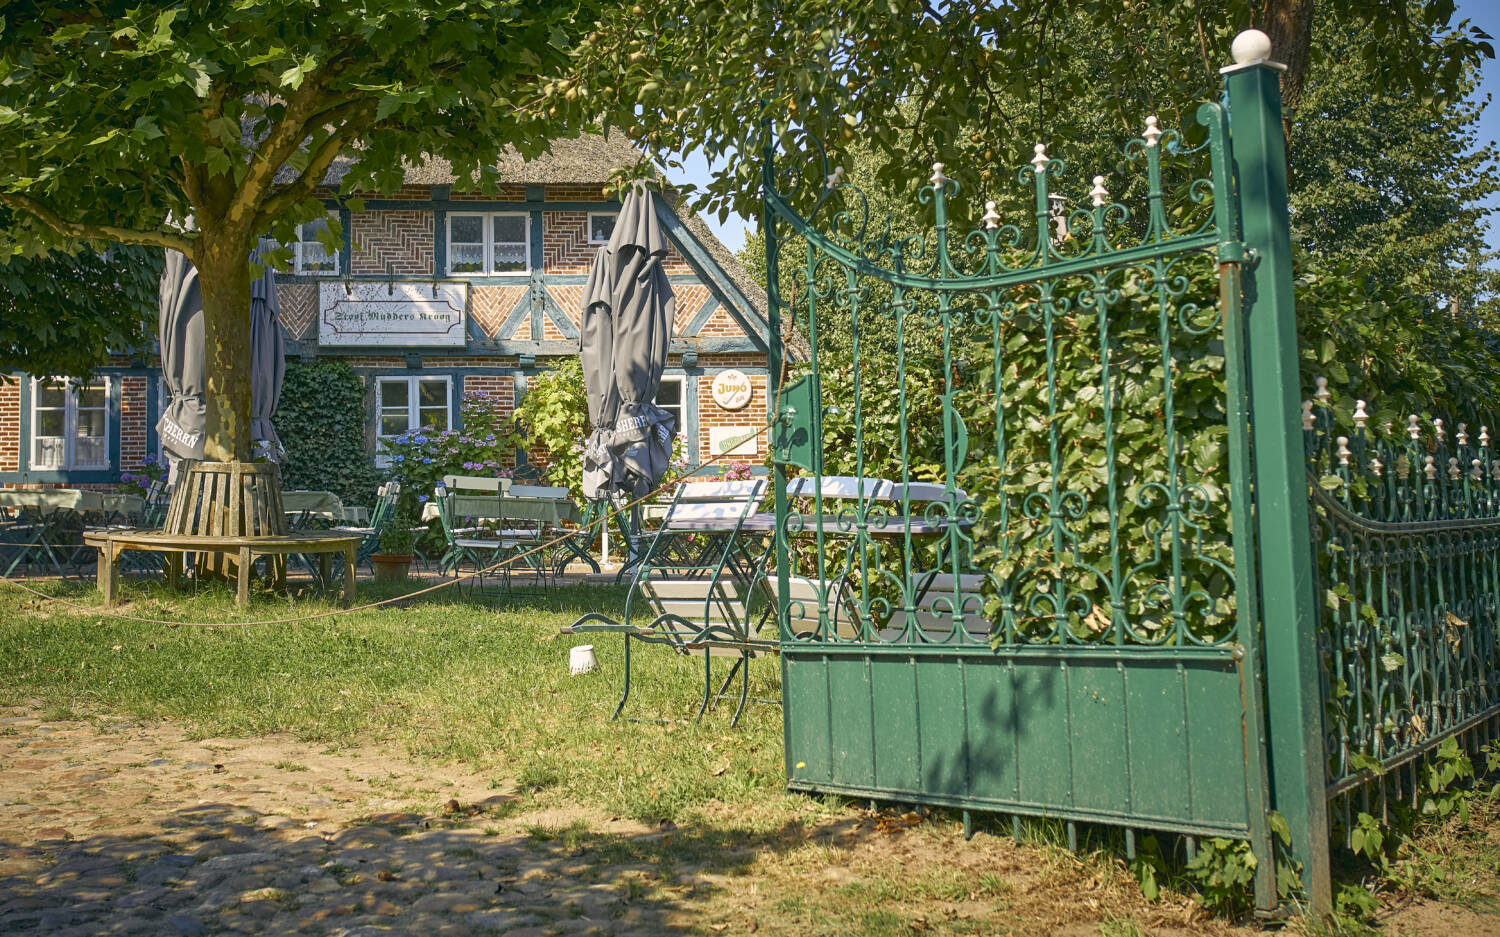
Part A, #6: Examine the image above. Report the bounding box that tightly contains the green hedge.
[277,360,382,506]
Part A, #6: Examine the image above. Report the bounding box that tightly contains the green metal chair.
[563,479,776,726]
[334,482,400,574]
[432,481,520,593]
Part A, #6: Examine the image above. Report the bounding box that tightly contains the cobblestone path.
[0,707,690,936]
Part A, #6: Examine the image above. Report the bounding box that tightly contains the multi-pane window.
[294,213,340,275]
[31,378,108,470]
[588,212,618,244]
[655,376,683,429]
[447,212,528,275]
[377,376,452,440]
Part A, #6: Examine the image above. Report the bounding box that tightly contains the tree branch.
[0,192,195,255]
[251,102,374,231]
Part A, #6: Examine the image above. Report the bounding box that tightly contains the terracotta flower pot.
[370,552,413,582]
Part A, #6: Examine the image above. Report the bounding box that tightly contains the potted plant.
[371,493,417,581]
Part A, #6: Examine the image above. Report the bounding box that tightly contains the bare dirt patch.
[2,703,1498,936]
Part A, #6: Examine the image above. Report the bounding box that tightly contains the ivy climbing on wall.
[277,360,382,506]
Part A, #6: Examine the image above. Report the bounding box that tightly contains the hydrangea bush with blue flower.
[381,390,522,497]
[117,452,167,495]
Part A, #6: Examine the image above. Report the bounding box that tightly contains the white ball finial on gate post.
[1231,29,1273,66]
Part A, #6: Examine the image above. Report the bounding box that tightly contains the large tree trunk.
[195,231,255,463]
[1257,0,1314,150]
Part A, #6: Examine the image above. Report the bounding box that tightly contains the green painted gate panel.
[961,658,1021,804]
[870,657,921,793]
[914,656,969,798]
[1122,662,1191,821]
[783,656,832,783]
[1067,660,1131,814]
[785,649,1252,837]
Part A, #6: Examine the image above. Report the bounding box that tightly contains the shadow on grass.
[3,571,630,621]
[0,798,859,935]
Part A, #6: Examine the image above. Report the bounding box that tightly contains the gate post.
[1223,30,1332,913]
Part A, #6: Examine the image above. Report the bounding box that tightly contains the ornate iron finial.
[982,200,1001,230]
[1143,115,1162,148]
[1458,423,1469,446]
[1408,415,1421,441]
[1424,456,1437,480]
[1031,143,1049,174]
[929,162,948,188]
[1336,437,1352,467]
[1448,457,1461,480]
[1090,175,1109,207]
[1300,400,1315,431]
[1370,455,1383,476]
[1353,400,1368,430]
[1434,417,1446,441]
[1492,459,1500,480]
[1472,459,1484,480]
[825,165,845,190]
[1483,426,1492,447]
[1383,421,1394,436]
[1314,376,1330,404]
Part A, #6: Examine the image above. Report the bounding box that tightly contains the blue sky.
[1465,0,1500,256]
[664,6,1500,259]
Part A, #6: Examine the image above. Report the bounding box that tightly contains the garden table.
[0,489,146,577]
[281,490,344,529]
[425,490,584,585]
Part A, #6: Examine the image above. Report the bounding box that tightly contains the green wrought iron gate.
[1304,394,1500,850]
[761,47,1328,911]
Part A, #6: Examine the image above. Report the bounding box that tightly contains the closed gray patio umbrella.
[157,249,206,481]
[249,237,286,462]
[157,244,286,484]
[579,181,677,499]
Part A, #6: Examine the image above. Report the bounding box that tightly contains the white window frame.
[588,211,618,244]
[375,375,454,465]
[655,375,684,428]
[30,376,110,471]
[293,212,341,276]
[445,211,530,276]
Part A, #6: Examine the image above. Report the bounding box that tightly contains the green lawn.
[0,576,789,825]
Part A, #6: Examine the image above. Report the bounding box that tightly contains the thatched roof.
[290,132,650,188]
[285,132,768,317]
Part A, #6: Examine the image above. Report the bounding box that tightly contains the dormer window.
[588,212,617,244]
[294,213,340,275]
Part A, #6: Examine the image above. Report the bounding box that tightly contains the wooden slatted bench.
[83,529,360,609]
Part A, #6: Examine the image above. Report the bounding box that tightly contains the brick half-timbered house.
[0,135,771,489]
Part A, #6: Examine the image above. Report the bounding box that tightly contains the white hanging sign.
[711,369,753,410]
[319,282,468,346]
[709,426,758,456]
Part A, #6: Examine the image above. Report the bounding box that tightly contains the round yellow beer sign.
[711,369,753,410]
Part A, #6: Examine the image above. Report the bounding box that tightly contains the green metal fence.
[1304,393,1500,839]
[760,44,1337,912]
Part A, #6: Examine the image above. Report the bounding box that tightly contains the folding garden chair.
[432,481,522,593]
[563,478,776,726]
[334,482,399,573]
[497,484,570,588]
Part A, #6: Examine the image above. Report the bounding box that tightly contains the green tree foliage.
[563,0,1490,226]
[0,1,601,460]
[1290,16,1500,314]
[0,233,161,380]
[277,361,381,505]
